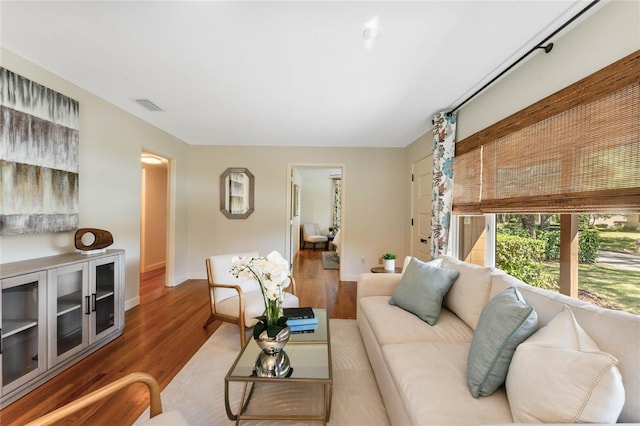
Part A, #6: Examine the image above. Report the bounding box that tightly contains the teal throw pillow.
[389,258,459,325]
[467,286,538,398]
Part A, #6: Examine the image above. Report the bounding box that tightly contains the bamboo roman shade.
[453,50,640,214]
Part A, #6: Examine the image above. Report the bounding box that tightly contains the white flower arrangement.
[230,251,292,337]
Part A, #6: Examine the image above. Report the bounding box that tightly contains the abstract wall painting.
[0,67,80,236]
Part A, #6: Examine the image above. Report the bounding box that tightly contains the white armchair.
[302,223,328,250]
[203,252,299,347]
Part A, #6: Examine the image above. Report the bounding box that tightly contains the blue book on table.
[287,316,318,327]
[289,323,318,333]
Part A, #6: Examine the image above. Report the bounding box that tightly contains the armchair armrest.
[210,282,244,293]
[25,373,165,426]
[288,275,297,296]
[209,282,247,319]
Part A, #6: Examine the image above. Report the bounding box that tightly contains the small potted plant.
[382,253,397,271]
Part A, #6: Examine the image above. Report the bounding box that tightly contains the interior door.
[411,154,433,261]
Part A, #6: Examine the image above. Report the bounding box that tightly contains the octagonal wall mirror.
[220,167,254,219]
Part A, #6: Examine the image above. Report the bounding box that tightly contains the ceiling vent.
[134,98,163,111]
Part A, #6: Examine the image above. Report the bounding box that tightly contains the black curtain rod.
[446,0,601,116]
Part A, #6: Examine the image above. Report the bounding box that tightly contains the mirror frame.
[220,167,255,219]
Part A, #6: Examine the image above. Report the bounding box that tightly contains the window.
[454,51,640,215]
[452,51,640,314]
[455,213,639,315]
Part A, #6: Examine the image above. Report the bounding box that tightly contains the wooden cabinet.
[1,250,124,408]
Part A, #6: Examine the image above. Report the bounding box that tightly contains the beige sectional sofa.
[357,255,640,425]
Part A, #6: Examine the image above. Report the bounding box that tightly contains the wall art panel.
[0,67,79,235]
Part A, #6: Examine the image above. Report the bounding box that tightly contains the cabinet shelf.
[96,290,114,301]
[1,319,38,339]
[57,327,83,355]
[57,291,83,316]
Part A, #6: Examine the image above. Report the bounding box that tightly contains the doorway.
[287,165,344,274]
[140,151,169,302]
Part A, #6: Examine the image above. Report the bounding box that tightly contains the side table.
[370,266,403,273]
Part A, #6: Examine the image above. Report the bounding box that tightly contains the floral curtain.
[332,178,342,229]
[431,112,457,258]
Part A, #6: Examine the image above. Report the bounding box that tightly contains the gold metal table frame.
[224,309,333,425]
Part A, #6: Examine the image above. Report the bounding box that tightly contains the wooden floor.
[0,249,355,425]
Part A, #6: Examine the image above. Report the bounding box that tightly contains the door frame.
[410,154,433,261]
[285,163,345,277]
[140,150,174,287]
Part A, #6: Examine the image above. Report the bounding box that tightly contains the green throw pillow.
[389,258,459,325]
[467,286,538,398]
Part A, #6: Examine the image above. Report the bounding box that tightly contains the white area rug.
[136,320,389,425]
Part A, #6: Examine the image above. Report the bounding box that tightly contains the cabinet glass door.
[1,272,47,394]
[91,256,119,341]
[50,264,88,365]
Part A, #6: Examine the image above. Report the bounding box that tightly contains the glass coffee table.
[224,308,332,425]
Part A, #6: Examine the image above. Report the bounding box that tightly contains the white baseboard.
[125,296,140,311]
[188,272,207,280]
[167,273,190,287]
[141,261,166,274]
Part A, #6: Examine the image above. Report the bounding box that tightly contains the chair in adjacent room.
[203,252,299,347]
[302,223,328,250]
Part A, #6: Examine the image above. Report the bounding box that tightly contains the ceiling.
[0,1,592,148]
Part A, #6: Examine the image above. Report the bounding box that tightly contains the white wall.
[187,145,406,281]
[456,0,640,139]
[298,168,339,235]
[0,48,191,309]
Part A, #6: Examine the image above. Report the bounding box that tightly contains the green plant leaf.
[277,316,289,327]
[253,319,267,339]
[266,324,284,337]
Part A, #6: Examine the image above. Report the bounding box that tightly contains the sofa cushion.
[389,258,459,325]
[401,256,441,272]
[506,306,625,423]
[383,342,513,425]
[360,296,474,345]
[440,255,494,330]
[467,286,538,398]
[492,271,640,422]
